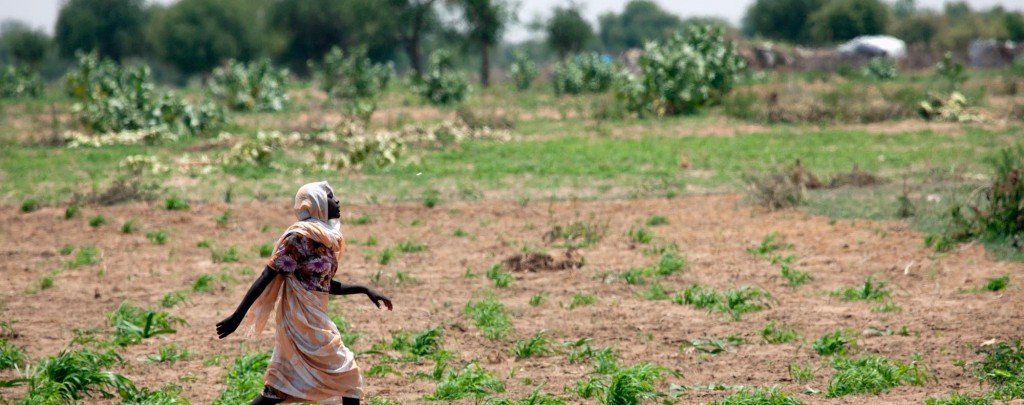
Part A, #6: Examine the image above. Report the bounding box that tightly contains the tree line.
[0,0,1022,83]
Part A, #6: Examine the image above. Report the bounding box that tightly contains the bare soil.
[1,195,1022,404]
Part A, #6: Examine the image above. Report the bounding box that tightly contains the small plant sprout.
[486,264,513,288]
[628,227,654,244]
[110,302,187,346]
[212,246,240,263]
[89,215,106,227]
[790,363,817,384]
[646,215,669,226]
[257,243,274,258]
[165,197,189,210]
[141,344,191,365]
[464,297,512,340]
[639,282,669,300]
[760,321,800,344]
[566,292,597,309]
[511,331,556,359]
[121,219,137,234]
[378,247,395,265]
[833,276,891,301]
[748,232,791,256]
[826,354,931,397]
[146,229,168,245]
[780,265,811,287]
[529,291,547,306]
[813,329,857,356]
[192,274,215,293]
[396,239,427,253]
[711,386,807,404]
[65,205,79,219]
[161,291,189,308]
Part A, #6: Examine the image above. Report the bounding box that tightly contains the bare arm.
[216,266,279,339]
[330,280,393,311]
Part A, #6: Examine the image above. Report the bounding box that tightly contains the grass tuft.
[710,386,807,404]
[486,264,513,288]
[511,331,555,359]
[212,352,271,404]
[826,354,931,397]
[109,302,187,346]
[760,321,800,344]
[566,292,597,310]
[464,297,513,341]
[425,362,504,400]
[813,329,857,356]
[145,229,168,245]
[140,343,190,365]
[832,276,891,301]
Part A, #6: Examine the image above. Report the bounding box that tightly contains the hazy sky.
[2,0,1022,42]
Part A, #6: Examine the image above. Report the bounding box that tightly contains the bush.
[0,65,43,99]
[209,58,290,112]
[614,24,745,116]
[508,50,538,91]
[553,52,614,96]
[928,146,1024,251]
[64,52,226,137]
[310,46,393,121]
[413,50,470,105]
[863,57,898,81]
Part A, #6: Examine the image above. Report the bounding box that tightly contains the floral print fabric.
[269,233,338,292]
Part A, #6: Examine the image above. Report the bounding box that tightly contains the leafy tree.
[55,0,148,61]
[387,0,441,77]
[270,0,397,72]
[809,0,890,43]
[0,20,51,68]
[1004,12,1024,41]
[450,0,516,87]
[149,0,267,76]
[599,0,682,53]
[892,11,941,45]
[741,0,824,42]
[546,2,594,61]
[892,0,916,19]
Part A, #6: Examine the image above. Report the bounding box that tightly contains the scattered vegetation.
[826,354,931,397]
[529,291,547,306]
[140,343,190,365]
[970,340,1024,400]
[486,264,513,288]
[566,292,597,310]
[508,50,538,91]
[212,352,271,404]
[710,386,807,404]
[164,197,189,211]
[145,229,168,245]
[88,215,106,227]
[209,58,289,112]
[425,362,504,401]
[779,265,811,287]
[672,284,772,320]
[0,338,27,370]
[414,50,470,106]
[212,246,240,263]
[160,291,189,308]
[552,52,614,96]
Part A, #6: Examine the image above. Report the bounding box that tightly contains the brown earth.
[1,195,1022,404]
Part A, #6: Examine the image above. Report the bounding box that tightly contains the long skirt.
[264,276,362,403]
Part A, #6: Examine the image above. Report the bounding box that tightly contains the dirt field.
[0,194,1021,403]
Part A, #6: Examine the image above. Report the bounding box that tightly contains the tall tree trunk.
[405,39,423,78]
[480,42,490,87]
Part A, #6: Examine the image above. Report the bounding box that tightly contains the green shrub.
[209,58,289,112]
[970,340,1024,399]
[64,52,225,137]
[88,215,106,227]
[863,57,898,81]
[164,197,189,210]
[257,243,273,258]
[120,219,137,234]
[212,352,271,404]
[508,50,538,91]
[390,326,443,358]
[64,205,79,219]
[529,291,547,306]
[109,302,186,346]
[567,292,597,309]
[20,199,39,213]
[628,227,654,244]
[780,265,811,287]
[464,297,512,340]
[614,24,745,116]
[711,386,807,404]
[414,50,470,105]
[813,329,856,356]
[0,65,43,99]
[646,215,669,226]
[310,46,393,121]
[192,274,215,293]
[211,246,239,263]
[826,355,931,397]
[553,52,615,96]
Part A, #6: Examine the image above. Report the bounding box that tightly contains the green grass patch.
[64,205,79,219]
[145,229,168,245]
[832,276,891,301]
[396,239,427,253]
[628,227,654,244]
[790,362,817,384]
[486,264,513,288]
[161,291,189,308]
[20,199,39,213]
[710,386,807,404]
[109,302,186,346]
[961,275,1010,293]
[970,340,1024,399]
[256,243,273,258]
[566,292,597,310]
[529,291,547,306]
[511,331,555,359]
[192,274,215,293]
[64,245,100,268]
[0,338,27,370]
[760,321,800,344]
[378,247,395,265]
[646,215,669,226]
[780,265,811,287]
[390,326,443,359]
[748,232,791,257]
[813,329,857,356]
[212,352,271,404]
[164,197,189,211]
[140,343,191,365]
[424,362,504,401]
[826,354,931,397]
[672,284,772,320]
[211,246,240,263]
[120,219,137,234]
[638,282,670,300]
[15,347,129,402]
[464,297,512,340]
[88,215,106,227]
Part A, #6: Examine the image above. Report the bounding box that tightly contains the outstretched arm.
[330,280,393,311]
[216,266,279,339]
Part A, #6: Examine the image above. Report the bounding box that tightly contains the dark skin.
[216,190,391,405]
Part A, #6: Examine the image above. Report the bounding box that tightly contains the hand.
[366,288,393,311]
[216,314,242,339]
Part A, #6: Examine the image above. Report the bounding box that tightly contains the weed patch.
[511,331,555,359]
[464,297,512,340]
[813,329,857,356]
[710,386,807,404]
[826,355,931,397]
[212,352,271,404]
[425,362,504,401]
[760,321,800,344]
[110,302,186,346]
[832,276,891,301]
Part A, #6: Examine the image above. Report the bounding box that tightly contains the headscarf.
[241,181,345,337]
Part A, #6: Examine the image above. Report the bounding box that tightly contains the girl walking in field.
[216,181,392,405]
